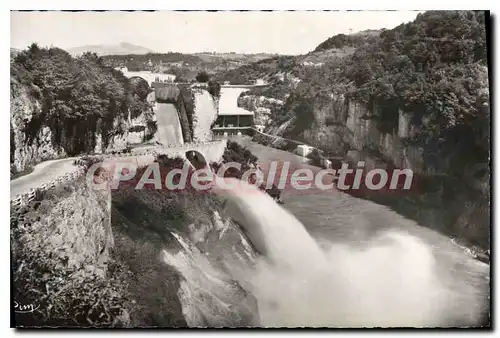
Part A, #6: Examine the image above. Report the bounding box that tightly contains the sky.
[11,11,422,55]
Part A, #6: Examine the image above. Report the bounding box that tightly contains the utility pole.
[349,28,353,35]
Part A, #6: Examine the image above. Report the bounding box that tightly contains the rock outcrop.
[237,94,284,128]
[11,80,157,171]
[10,82,66,172]
[11,176,129,326]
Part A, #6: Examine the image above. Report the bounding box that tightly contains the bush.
[195,71,210,83]
[207,80,221,98]
[306,148,324,167]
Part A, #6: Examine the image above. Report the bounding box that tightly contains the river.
[237,138,489,326]
[159,136,489,327]
[127,82,490,326]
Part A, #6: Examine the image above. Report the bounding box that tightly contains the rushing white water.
[161,177,487,327]
[212,179,456,327]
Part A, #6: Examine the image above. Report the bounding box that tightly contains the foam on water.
[162,178,486,327]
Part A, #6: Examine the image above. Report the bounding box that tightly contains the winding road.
[10,157,79,199]
[9,136,490,326]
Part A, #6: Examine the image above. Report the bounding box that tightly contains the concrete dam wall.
[154,102,185,146]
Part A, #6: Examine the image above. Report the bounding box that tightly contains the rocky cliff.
[237,94,284,129]
[94,96,157,154]
[10,80,157,172]
[10,81,66,173]
[10,45,159,175]
[11,176,132,327]
[239,11,491,251]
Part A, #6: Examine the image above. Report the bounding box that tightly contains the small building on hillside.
[295,144,314,157]
[212,109,254,137]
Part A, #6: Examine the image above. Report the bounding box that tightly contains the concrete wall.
[154,103,185,146]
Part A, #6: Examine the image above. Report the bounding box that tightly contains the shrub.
[195,71,210,83]
[207,80,221,98]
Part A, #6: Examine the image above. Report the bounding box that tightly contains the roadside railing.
[10,140,228,207]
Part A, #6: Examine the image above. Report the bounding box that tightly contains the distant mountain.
[67,42,155,56]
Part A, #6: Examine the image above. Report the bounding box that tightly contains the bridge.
[121,70,176,86]
[10,140,228,207]
[220,84,270,88]
[10,76,268,205]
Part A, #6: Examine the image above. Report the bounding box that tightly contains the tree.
[11,44,151,156]
[207,80,221,98]
[195,71,210,83]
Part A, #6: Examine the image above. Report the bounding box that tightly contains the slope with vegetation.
[101,52,277,82]
[10,44,156,174]
[221,11,491,252]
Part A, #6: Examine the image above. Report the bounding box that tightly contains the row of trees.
[214,56,295,85]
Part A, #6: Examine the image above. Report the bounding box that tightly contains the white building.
[295,144,314,157]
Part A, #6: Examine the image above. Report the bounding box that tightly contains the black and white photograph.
[9,8,491,328]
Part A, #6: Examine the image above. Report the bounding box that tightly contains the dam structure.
[151,82,186,147]
[212,84,269,137]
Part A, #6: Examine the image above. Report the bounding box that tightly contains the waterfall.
[160,176,481,327]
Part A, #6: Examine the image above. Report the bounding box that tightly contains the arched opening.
[185,150,208,171]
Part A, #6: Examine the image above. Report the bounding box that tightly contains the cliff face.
[272,80,489,250]
[11,80,157,171]
[11,177,131,326]
[95,106,157,154]
[10,82,65,172]
[293,94,423,173]
[237,94,284,128]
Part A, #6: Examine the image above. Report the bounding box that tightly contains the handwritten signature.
[14,301,40,314]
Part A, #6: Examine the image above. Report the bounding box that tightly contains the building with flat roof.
[212,109,254,137]
[212,87,255,137]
